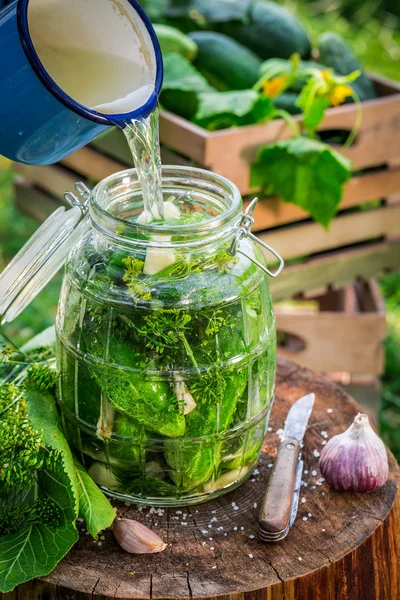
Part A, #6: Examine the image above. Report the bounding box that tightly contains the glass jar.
[53,166,278,506]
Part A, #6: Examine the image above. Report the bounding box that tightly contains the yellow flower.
[262,75,288,98]
[320,69,333,84]
[328,84,353,107]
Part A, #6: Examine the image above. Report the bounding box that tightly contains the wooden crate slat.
[160,111,209,165]
[156,78,400,194]
[258,204,400,261]
[247,167,400,232]
[269,239,400,301]
[61,147,123,182]
[14,182,64,222]
[14,163,78,198]
[90,128,193,169]
[276,281,385,374]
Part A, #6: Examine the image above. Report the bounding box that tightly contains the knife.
[259,393,315,543]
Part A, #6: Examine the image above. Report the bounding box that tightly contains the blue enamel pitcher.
[0,0,163,165]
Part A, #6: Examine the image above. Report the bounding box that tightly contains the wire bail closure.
[228,198,284,278]
[64,182,91,216]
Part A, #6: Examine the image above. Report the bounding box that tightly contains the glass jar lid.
[0,193,90,324]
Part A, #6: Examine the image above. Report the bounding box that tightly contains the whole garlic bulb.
[319,413,389,493]
[113,519,167,554]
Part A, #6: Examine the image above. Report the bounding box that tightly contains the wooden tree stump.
[4,358,399,600]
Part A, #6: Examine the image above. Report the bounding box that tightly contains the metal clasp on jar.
[228,197,284,278]
[64,182,91,215]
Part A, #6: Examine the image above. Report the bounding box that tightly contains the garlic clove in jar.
[113,519,167,554]
[319,413,389,493]
[174,375,196,415]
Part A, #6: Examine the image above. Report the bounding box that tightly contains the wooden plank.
[157,88,400,194]
[247,167,400,232]
[14,182,65,222]
[258,204,400,261]
[14,163,78,199]
[160,110,209,165]
[276,280,386,376]
[276,309,385,374]
[61,146,123,182]
[269,239,400,301]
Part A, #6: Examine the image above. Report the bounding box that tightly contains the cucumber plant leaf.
[251,136,352,228]
[160,52,214,119]
[74,460,115,539]
[193,90,274,130]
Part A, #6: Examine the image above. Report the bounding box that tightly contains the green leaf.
[193,91,274,131]
[251,137,352,227]
[160,52,214,119]
[0,389,79,593]
[25,387,79,514]
[74,460,115,538]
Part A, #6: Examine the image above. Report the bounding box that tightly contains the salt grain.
[302,517,308,521]
[98,542,102,547]
[311,470,318,476]
[304,470,309,474]
[322,528,326,532]
[176,510,182,514]
[298,557,302,561]
[275,428,284,437]
[312,485,316,489]
[224,533,228,536]
[321,431,328,438]
[327,408,333,413]
[202,530,207,534]
[322,441,327,445]
[268,464,273,468]
[249,554,253,559]
[313,450,320,458]
[240,527,244,531]
[233,527,238,531]
[233,506,239,511]
[209,537,213,541]
[231,502,236,507]
[211,547,214,551]
[208,524,212,528]
[253,503,257,508]
[301,497,306,504]
[202,542,207,546]
[253,468,260,475]
[211,510,217,514]
[308,513,312,518]
[249,535,255,539]
[212,565,217,569]
[267,427,272,432]
[181,522,187,526]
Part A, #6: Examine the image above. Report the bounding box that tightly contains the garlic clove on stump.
[319,413,389,493]
[114,519,167,554]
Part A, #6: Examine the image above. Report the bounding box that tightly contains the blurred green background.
[0,0,399,458]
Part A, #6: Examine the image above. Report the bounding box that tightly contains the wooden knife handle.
[259,438,301,535]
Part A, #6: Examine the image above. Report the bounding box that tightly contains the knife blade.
[259,393,315,543]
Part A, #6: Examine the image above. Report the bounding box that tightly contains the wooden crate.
[13,74,400,301]
[276,279,386,377]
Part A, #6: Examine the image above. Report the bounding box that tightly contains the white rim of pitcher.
[16,0,164,126]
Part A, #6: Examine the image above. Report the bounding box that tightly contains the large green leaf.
[160,52,214,119]
[0,389,79,593]
[25,387,79,514]
[193,90,274,130]
[74,460,115,538]
[251,137,352,227]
